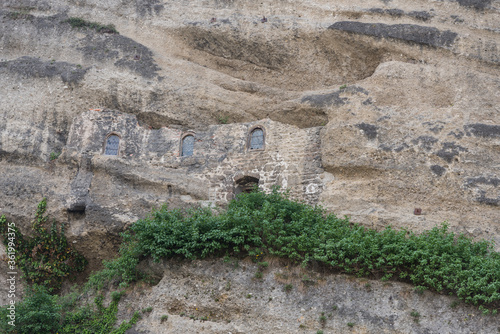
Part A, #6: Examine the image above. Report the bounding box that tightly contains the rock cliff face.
[0,0,499,331]
[114,258,500,334]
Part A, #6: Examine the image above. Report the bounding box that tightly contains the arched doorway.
[234,176,260,196]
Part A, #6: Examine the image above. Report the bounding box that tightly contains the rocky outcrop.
[116,258,500,334]
[0,0,499,330]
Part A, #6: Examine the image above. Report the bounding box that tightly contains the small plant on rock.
[50,151,61,160]
[410,310,420,323]
[217,114,229,124]
[319,312,327,325]
[258,261,269,268]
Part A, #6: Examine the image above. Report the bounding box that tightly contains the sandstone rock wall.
[116,258,500,334]
[0,0,499,328]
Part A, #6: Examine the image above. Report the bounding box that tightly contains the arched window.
[104,134,120,156]
[249,128,264,150]
[181,135,194,157]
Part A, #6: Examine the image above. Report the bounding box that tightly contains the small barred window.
[104,134,120,156]
[249,128,264,150]
[182,135,194,156]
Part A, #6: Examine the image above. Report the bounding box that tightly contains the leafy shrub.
[86,188,500,312]
[60,293,139,334]
[0,199,87,291]
[0,285,60,334]
[0,284,140,334]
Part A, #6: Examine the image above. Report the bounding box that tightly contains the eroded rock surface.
[117,259,500,334]
[0,0,499,330]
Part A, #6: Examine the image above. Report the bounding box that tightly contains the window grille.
[104,135,120,155]
[249,128,264,150]
[182,135,194,156]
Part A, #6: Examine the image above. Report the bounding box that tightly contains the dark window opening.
[182,135,194,156]
[104,134,120,155]
[249,128,264,150]
[234,176,260,196]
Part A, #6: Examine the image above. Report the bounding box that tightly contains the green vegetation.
[160,315,168,323]
[85,188,499,313]
[347,322,355,327]
[0,200,140,333]
[0,284,139,334]
[319,312,327,325]
[339,84,347,90]
[410,310,421,323]
[217,113,229,124]
[63,17,119,34]
[0,198,87,292]
[254,271,263,279]
[1,189,498,333]
[258,261,269,268]
[50,151,61,160]
[0,285,60,334]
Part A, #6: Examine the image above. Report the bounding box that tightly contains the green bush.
[0,285,60,334]
[87,188,499,312]
[0,199,87,292]
[60,292,139,334]
[0,284,139,334]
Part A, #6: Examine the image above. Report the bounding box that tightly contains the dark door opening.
[234,176,259,196]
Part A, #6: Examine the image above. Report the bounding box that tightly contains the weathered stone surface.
[65,110,326,206]
[0,56,88,83]
[319,60,500,248]
[328,22,458,48]
[0,0,499,331]
[115,259,500,334]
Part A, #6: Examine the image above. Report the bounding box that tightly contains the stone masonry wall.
[65,109,326,214]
